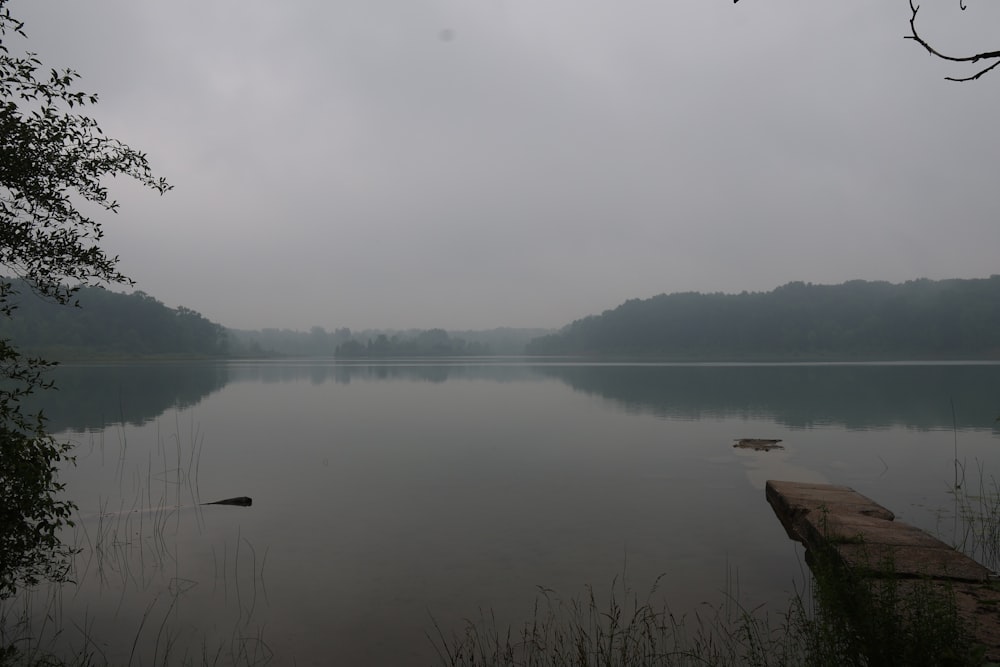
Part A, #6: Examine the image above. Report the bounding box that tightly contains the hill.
[0,282,553,359]
[0,282,230,359]
[525,277,1000,360]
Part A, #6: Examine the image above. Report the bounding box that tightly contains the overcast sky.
[9,0,1000,331]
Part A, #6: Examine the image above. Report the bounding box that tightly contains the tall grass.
[431,557,981,667]
[947,462,1000,573]
[430,572,804,667]
[0,421,271,666]
[803,545,978,667]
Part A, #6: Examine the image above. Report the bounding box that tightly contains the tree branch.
[906,0,1000,81]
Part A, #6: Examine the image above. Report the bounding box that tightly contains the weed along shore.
[767,480,1000,663]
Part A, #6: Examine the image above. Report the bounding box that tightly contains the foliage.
[526,277,1000,360]
[0,4,169,302]
[0,427,74,601]
[0,328,75,600]
[0,0,168,599]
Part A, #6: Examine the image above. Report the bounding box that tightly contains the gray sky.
[9,0,1000,331]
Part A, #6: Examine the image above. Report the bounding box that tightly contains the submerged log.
[202,496,253,507]
[733,438,783,451]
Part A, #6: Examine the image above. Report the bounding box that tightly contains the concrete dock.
[766,480,1000,662]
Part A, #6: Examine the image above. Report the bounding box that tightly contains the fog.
[11,0,1000,330]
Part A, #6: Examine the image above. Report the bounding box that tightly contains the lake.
[6,360,1000,665]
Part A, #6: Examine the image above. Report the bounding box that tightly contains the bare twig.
[906,0,1000,81]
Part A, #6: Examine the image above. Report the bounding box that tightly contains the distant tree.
[415,328,451,355]
[331,328,491,358]
[368,334,391,357]
[0,0,168,599]
[334,339,367,358]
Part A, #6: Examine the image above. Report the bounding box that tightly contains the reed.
[0,421,270,666]
[431,558,979,667]
[430,573,806,667]
[946,462,1000,573]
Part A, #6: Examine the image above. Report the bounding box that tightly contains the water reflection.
[30,362,229,432]
[224,359,540,385]
[534,363,1000,430]
[13,360,1000,665]
[36,361,1000,434]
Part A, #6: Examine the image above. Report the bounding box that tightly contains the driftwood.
[733,438,783,452]
[201,496,253,507]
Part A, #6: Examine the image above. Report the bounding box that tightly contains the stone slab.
[766,479,1000,662]
[766,480,990,581]
[798,513,950,550]
[835,542,993,581]
[952,581,1000,663]
[766,480,894,524]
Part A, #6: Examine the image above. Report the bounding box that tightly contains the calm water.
[8,360,1000,665]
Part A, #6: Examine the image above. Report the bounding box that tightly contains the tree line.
[229,326,552,357]
[526,277,1000,360]
[0,281,229,358]
[334,329,489,358]
[0,287,546,359]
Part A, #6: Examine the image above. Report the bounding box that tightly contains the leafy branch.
[0,0,169,600]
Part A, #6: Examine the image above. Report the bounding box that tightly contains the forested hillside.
[0,280,551,360]
[526,277,1000,360]
[0,282,229,358]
